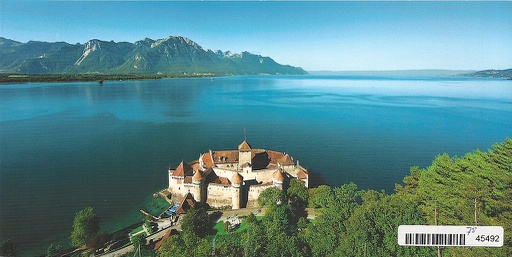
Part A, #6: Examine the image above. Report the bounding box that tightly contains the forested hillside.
[151,138,512,257]
[0,36,307,76]
[134,138,512,256]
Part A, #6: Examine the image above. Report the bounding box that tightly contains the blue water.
[1,75,511,255]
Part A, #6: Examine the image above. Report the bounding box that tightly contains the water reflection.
[2,76,510,123]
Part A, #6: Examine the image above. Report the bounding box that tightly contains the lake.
[1,75,511,255]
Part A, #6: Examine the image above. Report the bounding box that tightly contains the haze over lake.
[1,75,511,254]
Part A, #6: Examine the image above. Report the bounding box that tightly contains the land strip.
[0,73,216,84]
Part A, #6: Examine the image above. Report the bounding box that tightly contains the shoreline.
[0,73,218,84]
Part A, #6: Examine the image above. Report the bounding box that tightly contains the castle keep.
[167,140,309,209]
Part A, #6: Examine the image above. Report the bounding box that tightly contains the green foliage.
[338,191,434,256]
[0,239,17,257]
[130,234,145,249]
[70,207,100,247]
[242,217,266,257]
[308,185,333,208]
[287,179,309,204]
[397,138,512,256]
[287,179,309,228]
[257,187,285,208]
[46,244,63,257]
[159,138,512,257]
[157,232,212,257]
[157,234,187,257]
[305,182,360,257]
[211,234,244,257]
[223,221,232,233]
[144,220,154,234]
[180,206,210,238]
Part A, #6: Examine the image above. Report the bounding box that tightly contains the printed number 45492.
[475,235,499,242]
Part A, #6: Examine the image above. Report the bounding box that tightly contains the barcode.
[404,233,466,246]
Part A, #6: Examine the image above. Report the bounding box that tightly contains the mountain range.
[0,36,307,75]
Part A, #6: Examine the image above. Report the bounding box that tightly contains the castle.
[167,140,309,209]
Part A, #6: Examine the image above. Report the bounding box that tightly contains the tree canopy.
[157,138,511,257]
[70,207,100,247]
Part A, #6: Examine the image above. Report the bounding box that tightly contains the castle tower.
[231,172,243,209]
[168,165,173,190]
[272,169,285,189]
[192,170,205,204]
[238,140,252,170]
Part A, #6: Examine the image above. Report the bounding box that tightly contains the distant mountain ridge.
[0,36,307,75]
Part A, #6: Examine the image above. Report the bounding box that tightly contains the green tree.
[70,207,100,247]
[287,178,309,205]
[258,187,285,208]
[211,234,244,257]
[130,234,145,250]
[242,216,265,257]
[337,190,434,257]
[308,185,333,208]
[397,138,512,256]
[287,179,309,228]
[0,239,17,257]
[157,234,187,257]
[46,244,63,257]
[305,182,360,257]
[223,220,232,233]
[180,206,209,238]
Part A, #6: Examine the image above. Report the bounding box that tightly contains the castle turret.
[192,170,205,204]
[277,154,294,172]
[272,169,285,189]
[231,172,243,209]
[238,140,252,170]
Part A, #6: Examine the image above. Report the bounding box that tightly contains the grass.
[144,220,154,234]
[130,226,144,236]
[212,216,263,236]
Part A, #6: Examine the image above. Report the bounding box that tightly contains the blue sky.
[1,1,511,71]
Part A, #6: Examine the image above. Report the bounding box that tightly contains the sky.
[1,1,511,71]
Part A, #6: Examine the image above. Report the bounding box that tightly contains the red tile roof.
[212,150,239,164]
[251,182,274,187]
[238,140,252,151]
[296,170,308,179]
[263,150,286,165]
[172,161,193,177]
[273,170,285,182]
[154,229,178,251]
[213,176,231,186]
[192,170,204,181]
[231,172,243,185]
[202,152,214,167]
[191,161,202,172]
[277,154,294,166]
[175,193,196,215]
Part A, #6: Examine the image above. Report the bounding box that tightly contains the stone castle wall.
[206,183,234,207]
